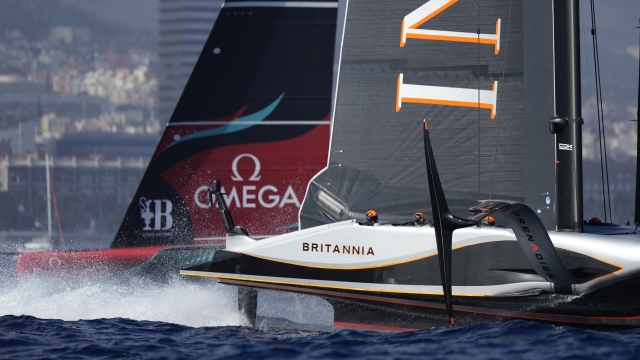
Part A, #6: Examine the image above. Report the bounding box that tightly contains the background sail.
[300,0,556,229]
[112,0,338,247]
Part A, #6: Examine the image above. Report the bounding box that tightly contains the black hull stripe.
[218,278,640,328]
[181,271,466,295]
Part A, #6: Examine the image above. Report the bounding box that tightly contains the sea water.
[1,263,640,359]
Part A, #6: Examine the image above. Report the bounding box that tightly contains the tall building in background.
[159,0,222,122]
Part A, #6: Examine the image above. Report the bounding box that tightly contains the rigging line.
[477,0,481,199]
[592,0,610,222]
[596,4,612,222]
[489,0,513,200]
[589,0,606,222]
[580,0,600,216]
[590,0,612,222]
[590,0,607,221]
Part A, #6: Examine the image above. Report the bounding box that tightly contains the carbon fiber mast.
[422,121,478,326]
[634,18,640,228]
[111,0,338,247]
[549,0,583,232]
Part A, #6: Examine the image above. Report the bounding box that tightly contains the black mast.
[634,18,640,227]
[550,0,583,232]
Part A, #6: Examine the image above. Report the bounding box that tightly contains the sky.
[583,0,639,110]
[579,0,639,162]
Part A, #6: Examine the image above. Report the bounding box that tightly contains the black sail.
[300,0,556,229]
[112,0,338,247]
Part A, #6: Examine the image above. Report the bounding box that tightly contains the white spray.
[0,274,241,328]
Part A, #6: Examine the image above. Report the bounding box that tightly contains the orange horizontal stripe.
[583,255,624,282]
[182,272,485,297]
[406,33,498,46]
[400,19,405,47]
[396,74,402,111]
[454,306,640,324]
[223,240,495,270]
[452,241,490,251]
[402,98,496,119]
[232,250,440,270]
[402,97,494,109]
[334,321,417,332]
[410,0,458,29]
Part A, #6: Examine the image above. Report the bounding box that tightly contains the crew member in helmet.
[363,210,378,226]
[588,216,602,224]
[482,215,495,227]
[409,212,427,226]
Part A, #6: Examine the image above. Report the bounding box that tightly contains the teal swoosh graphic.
[277,222,299,230]
[165,93,284,150]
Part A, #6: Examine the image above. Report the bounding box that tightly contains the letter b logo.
[153,200,173,230]
[140,198,173,231]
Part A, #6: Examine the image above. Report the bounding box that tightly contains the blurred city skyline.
[24,0,640,157]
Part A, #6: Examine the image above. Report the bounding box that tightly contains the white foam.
[0,275,241,328]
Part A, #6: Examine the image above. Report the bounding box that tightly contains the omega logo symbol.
[231,153,261,181]
[49,257,62,268]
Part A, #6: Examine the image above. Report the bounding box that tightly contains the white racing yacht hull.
[181,220,640,330]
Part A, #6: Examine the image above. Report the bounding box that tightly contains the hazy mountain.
[0,0,157,51]
[58,0,158,34]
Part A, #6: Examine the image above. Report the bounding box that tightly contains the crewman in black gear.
[364,210,378,226]
[410,212,426,226]
[482,215,495,227]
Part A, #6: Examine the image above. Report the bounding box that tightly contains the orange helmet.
[413,212,426,225]
[589,216,602,224]
[482,215,495,226]
[365,210,378,224]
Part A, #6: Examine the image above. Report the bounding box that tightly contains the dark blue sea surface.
[1,256,640,360]
[2,316,640,359]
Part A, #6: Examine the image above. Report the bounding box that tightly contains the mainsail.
[300,0,557,229]
[112,0,338,247]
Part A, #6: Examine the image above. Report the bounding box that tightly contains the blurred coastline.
[0,0,163,246]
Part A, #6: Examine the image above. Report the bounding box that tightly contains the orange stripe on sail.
[406,33,498,47]
[400,18,405,47]
[396,74,402,112]
[410,0,458,29]
[495,19,500,54]
[402,97,496,119]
